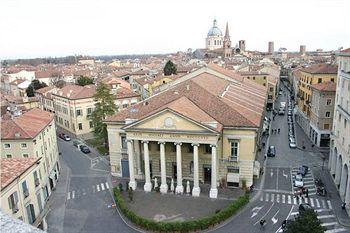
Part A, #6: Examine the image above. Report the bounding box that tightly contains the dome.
[207,19,222,37]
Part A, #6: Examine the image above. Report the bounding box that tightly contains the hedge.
[113,187,249,232]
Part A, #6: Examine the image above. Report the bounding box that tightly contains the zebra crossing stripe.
[105,182,109,189]
[271,194,275,202]
[317,215,335,219]
[327,200,333,210]
[288,195,292,204]
[291,212,298,216]
[293,197,297,205]
[92,185,96,193]
[67,192,71,200]
[72,191,75,199]
[316,199,321,208]
[282,195,285,203]
[101,183,105,191]
[310,198,314,207]
[325,228,348,233]
[304,198,308,204]
[321,222,337,227]
[260,195,263,201]
[322,200,326,209]
[265,193,269,202]
[97,184,100,192]
[276,194,280,203]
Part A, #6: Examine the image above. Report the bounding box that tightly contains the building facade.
[329,48,350,207]
[105,64,267,198]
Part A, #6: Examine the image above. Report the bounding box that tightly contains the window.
[324,124,330,130]
[269,87,273,92]
[204,144,211,154]
[122,103,128,108]
[22,181,29,198]
[8,192,19,213]
[227,166,239,173]
[253,77,256,80]
[78,123,83,130]
[121,136,127,149]
[331,78,334,82]
[6,154,12,158]
[4,143,11,149]
[230,140,239,161]
[325,99,332,106]
[26,204,36,224]
[33,171,40,187]
[76,109,82,116]
[89,121,93,128]
[318,78,322,83]
[263,83,266,86]
[263,76,266,80]
[21,143,27,148]
[345,119,347,129]
[87,108,92,116]
[325,112,331,118]
[23,154,29,158]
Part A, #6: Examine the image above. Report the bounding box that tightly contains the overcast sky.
[1,0,349,59]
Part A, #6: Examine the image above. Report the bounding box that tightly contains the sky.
[1,0,350,59]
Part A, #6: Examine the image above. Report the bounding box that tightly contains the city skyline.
[1,0,350,59]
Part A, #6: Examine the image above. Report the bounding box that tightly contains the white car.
[294,174,304,187]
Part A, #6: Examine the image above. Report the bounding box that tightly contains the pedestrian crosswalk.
[67,182,110,200]
[260,192,332,209]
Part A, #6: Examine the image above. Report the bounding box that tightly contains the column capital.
[174,142,182,146]
[158,141,166,145]
[126,139,133,143]
[191,143,200,147]
[141,140,149,144]
[210,144,217,148]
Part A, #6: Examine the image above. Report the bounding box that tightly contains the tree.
[77,76,94,86]
[163,60,177,76]
[26,80,48,97]
[91,83,116,145]
[284,209,325,233]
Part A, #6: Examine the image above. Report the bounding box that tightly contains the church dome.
[207,19,222,37]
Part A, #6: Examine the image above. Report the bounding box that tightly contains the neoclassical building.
[329,48,350,206]
[105,64,267,198]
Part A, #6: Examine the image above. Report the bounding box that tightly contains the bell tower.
[223,22,232,58]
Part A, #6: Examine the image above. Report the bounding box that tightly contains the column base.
[160,184,168,194]
[144,182,152,192]
[209,188,218,199]
[175,185,184,194]
[192,186,201,197]
[129,180,137,190]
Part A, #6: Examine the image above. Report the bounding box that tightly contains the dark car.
[299,203,313,213]
[58,133,71,141]
[298,165,309,177]
[267,146,276,157]
[80,145,91,153]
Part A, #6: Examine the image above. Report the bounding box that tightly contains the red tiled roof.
[53,84,96,99]
[35,86,56,94]
[311,81,336,92]
[300,63,338,74]
[1,108,54,140]
[341,48,350,53]
[1,158,40,190]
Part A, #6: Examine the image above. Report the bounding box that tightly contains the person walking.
[260,219,266,230]
[278,128,280,134]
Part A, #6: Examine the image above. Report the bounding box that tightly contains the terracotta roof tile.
[311,81,336,92]
[300,63,338,74]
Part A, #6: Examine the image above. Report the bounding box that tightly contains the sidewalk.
[46,158,71,233]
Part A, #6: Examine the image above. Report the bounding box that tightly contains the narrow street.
[46,140,138,233]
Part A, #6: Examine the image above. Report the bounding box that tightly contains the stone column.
[134,140,142,178]
[209,144,218,198]
[127,139,137,190]
[175,142,183,194]
[159,141,168,193]
[142,141,152,192]
[192,143,200,197]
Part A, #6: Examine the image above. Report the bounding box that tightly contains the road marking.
[265,193,269,202]
[288,195,292,204]
[282,195,286,203]
[82,188,86,195]
[317,215,335,219]
[322,200,326,209]
[72,190,75,199]
[315,209,330,213]
[325,228,348,233]
[97,184,100,192]
[67,192,71,200]
[303,184,315,188]
[271,193,275,202]
[251,205,264,218]
[310,198,315,207]
[321,222,338,227]
[271,210,280,225]
[254,203,275,226]
[101,183,105,191]
[282,170,288,179]
[316,199,321,208]
[304,198,308,204]
[293,197,297,205]
[275,205,294,233]
[271,168,274,177]
[327,200,333,210]
[260,195,264,201]
[105,182,109,189]
[291,212,298,216]
[276,168,279,190]
[92,185,96,193]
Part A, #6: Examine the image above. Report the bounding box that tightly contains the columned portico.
[175,142,184,194]
[127,139,137,190]
[192,143,200,197]
[142,140,152,192]
[209,145,218,198]
[159,141,168,194]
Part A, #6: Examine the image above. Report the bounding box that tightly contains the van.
[73,139,83,148]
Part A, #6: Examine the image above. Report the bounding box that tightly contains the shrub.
[113,187,249,232]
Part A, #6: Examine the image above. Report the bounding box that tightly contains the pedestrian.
[305,189,309,198]
[342,202,346,210]
[278,128,280,134]
[299,191,302,198]
[260,219,266,229]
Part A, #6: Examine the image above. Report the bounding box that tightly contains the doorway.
[172,163,177,179]
[203,165,211,183]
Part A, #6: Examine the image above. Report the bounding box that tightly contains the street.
[46,139,139,233]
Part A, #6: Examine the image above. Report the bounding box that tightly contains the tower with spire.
[223,22,232,58]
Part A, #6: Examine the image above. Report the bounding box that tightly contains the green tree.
[77,76,94,86]
[26,80,48,97]
[163,60,177,76]
[91,83,116,145]
[284,209,325,233]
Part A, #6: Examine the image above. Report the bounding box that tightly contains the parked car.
[289,139,297,148]
[80,145,91,153]
[294,174,304,187]
[299,203,313,213]
[288,110,293,116]
[298,165,309,177]
[267,146,276,157]
[73,139,83,148]
[278,109,285,115]
[58,133,71,141]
